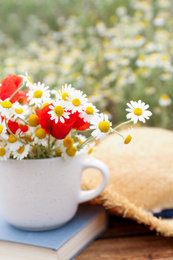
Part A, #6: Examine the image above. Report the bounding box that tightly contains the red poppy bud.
[72,112,89,131]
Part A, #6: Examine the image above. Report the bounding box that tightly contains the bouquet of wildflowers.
[0,74,152,160]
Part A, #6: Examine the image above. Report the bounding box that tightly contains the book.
[0,204,107,260]
[153,208,173,218]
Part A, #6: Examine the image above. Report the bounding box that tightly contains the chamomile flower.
[0,100,14,118]
[0,117,7,137]
[126,100,152,124]
[79,103,99,122]
[56,83,74,101]
[82,142,96,157]
[76,134,87,145]
[33,127,48,146]
[66,90,88,113]
[12,144,30,160]
[19,72,34,88]
[5,134,22,151]
[48,100,70,123]
[26,82,50,107]
[61,145,78,161]
[90,113,112,141]
[13,102,29,120]
[0,146,10,160]
[119,127,133,148]
[159,94,172,106]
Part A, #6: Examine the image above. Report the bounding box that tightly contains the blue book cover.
[0,204,107,260]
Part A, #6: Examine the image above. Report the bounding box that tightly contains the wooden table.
[76,215,173,260]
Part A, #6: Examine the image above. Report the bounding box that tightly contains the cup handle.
[78,158,109,203]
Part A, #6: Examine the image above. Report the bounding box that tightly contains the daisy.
[61,146,77,161]
[48,100,70,123]
[126,100,152,124]
[0,146,11,160]
[5,134,22,151]
[26,82,50,107]
[56,83,74,101]
[79,103,99,122]
[0,99,14,118]
[13,101,29,120]
[66,90,88,113]
[76,134,87,145]
[82,142,96,157]
[159,94,172,107]
[90,113,112,141]
[19,72,34,89]
[32,127,48,146]
[0,117,7,137]
[12,144,30,160]
[119,127,133,148]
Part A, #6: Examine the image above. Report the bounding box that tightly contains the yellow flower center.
[15,108,23,114]
[86,106,94,115]
[28,114,39,127]
[63,137,74,148]
[88,147,93,155]
[0,147,6,157]
[17,146,25,154]
[62,92,69,101]
[42,103,49,108]
[54,106,64,117]
[161,94,169,100]
[98,121,110,133]
[35,128,46,139]
[133,108,142,116]
[72,98,81,107]
[8,134,17,143]
[1,101,12,109]
[66,146,77,157]
[139,55,146,61]
[0,125,3,134]
[27,77,33,84]
[56,148,62,156]
[124,135,132,145]
[33,90,43,98]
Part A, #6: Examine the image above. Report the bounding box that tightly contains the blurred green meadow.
[0,0,173,129]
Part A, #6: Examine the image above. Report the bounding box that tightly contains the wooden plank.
[76,235,173,260]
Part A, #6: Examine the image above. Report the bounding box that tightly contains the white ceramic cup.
[0,153,109,231]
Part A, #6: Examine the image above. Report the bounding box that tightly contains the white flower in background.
[12,144,30,160]
[19,72,34,88]
[48,100,70,123]
[13,102,29,120]
[56,83,74,101]
[126,100,152,123]
[79,103,99,122]
[90,113,112,141]
[0,100,14,118]
[66,90,88,113]
[115,6,127,16]
[119,127,134,148]
[27,82,50,107]
[0,146,10,160]
[160,72,172,81]
[153,16,165,26]
[159,94,172,107]
[76,134,87,145]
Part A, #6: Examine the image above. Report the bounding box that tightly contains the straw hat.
[82,127,173,236]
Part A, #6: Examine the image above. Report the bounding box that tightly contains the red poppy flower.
[72,112,89,131]
[36,105,77,139]
[0,74,28,104]
[7,120,29,134]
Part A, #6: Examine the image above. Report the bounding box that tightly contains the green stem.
[113,120,132,130]
[78,136,95,150]
[111,129,124,139]
[9,81,25,101]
